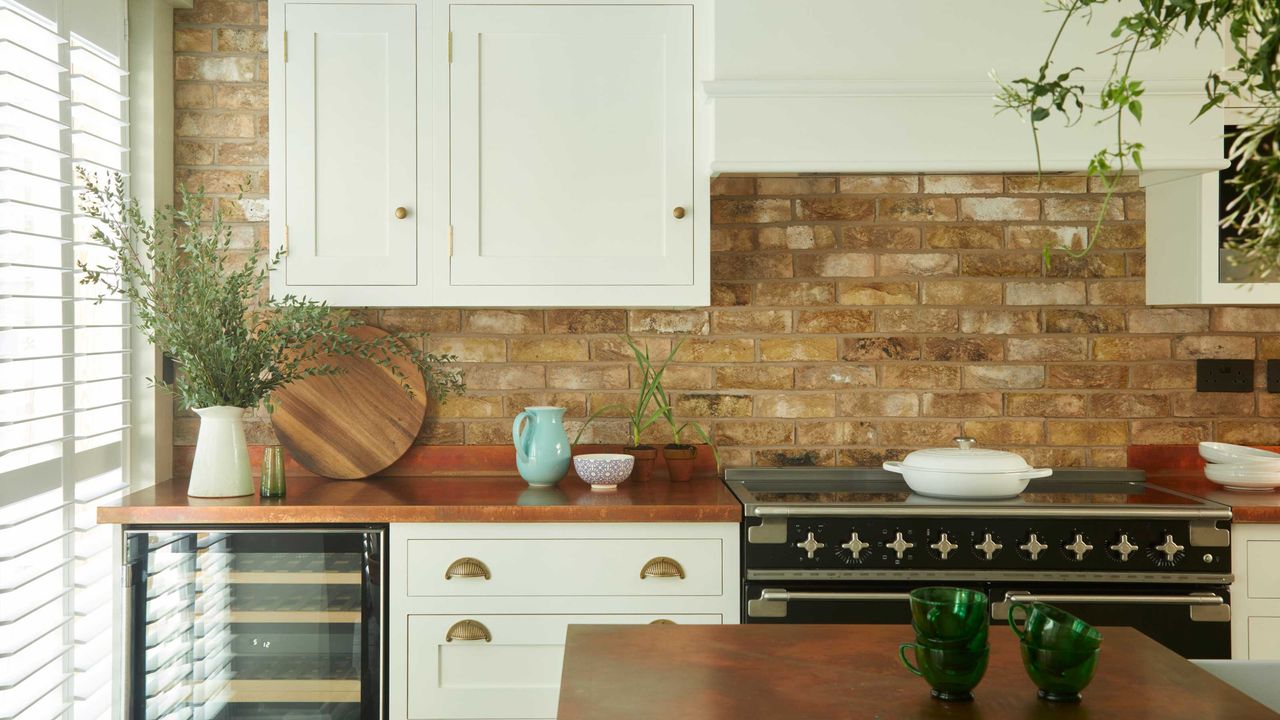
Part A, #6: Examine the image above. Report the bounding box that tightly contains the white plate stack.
[1199,442,1280,492]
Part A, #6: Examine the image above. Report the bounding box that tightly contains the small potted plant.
[656,389,717,483]
[574,336,673,482]
[78,171,463,497]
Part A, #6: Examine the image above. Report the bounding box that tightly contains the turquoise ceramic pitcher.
[512,406,571,486]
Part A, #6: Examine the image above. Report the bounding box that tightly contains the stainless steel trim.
[747,588,911,618]
[750,505,1232,520]
[121,542,134,720]
[747,516,787,544]
[1190,519,1232,547]
[993,591,1230,622]
[375,529,386,720]
[745,568,1234,585]
[123,527,380,534]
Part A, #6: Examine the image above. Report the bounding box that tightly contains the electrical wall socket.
[1196,359,1254,393]
[1267,359,1280,393]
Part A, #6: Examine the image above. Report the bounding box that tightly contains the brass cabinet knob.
[672,206,686,219]
[445,619,491,642]
[639,556,685,579]
[394,206,408,219]
[445,557,491,580]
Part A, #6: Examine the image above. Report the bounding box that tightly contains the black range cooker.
[724,467,1234,659]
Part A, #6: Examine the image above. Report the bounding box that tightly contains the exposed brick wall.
[172,0,1280,471]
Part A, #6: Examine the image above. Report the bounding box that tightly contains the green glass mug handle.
[1007,602,1031,642]
[898,643,924,676]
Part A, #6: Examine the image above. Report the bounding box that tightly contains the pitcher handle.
[898,643,923,676]
[1007,602,1031,642]
[512,411,533,464]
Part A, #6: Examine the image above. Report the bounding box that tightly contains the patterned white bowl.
[573,453,634,491]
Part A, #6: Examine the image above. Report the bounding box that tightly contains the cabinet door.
[449,5,693,287]
[406,614,721,719]
[283,4,417,286]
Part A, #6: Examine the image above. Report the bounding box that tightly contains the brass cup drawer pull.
[445,619,492,643]
[639,556,685,580]
[445,557,491,580]
[649,619,677,625]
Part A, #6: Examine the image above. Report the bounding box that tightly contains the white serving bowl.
[1204,463,1280,492]
[1199,442,1280,465]
[883,438,1051,499]
[885,465,1048,499]
[572,453,634,491]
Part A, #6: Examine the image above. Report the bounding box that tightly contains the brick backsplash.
[172,0,1280,470]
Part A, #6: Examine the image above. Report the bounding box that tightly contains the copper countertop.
[557,624,1275,720]
[96,473,741,525]
[1148,470,1280,523]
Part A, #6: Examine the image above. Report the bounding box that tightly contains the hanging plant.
[994,1,1280,274]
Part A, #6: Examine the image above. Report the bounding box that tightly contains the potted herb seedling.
[78,171,463,497]
[574,336,674,482]
[655,363,718,482]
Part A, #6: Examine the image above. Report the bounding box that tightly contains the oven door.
[989,584,1231,660]
[744,581,984,624]
[745,581,1231,660]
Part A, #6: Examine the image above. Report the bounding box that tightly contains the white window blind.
[0,0,128,718]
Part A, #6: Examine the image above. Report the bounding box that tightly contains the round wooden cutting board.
[270,325,427,479]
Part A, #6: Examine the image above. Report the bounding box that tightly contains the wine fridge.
[123,528,384,719]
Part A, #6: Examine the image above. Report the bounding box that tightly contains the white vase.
[187,406,253,498]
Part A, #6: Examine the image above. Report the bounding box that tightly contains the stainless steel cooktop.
[724,467,1232,519]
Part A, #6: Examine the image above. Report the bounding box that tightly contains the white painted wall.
[710,0,1225,173]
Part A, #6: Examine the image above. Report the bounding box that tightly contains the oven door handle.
[747,588,911,619]
[994,591,1230,622]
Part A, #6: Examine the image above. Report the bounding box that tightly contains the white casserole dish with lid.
[883,437,1052,499]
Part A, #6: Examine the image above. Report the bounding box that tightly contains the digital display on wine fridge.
[124,528,384,719]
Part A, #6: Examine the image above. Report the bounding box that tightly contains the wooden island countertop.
[96,473,740,524]
[557,624,1277,720]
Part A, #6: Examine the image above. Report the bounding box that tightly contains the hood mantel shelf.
[705,76,1223,176]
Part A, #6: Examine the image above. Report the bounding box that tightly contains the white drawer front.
[405,538,723,597]
[406,613,720,719]
[1248,617,1280,659]
[1247,540,1280,599]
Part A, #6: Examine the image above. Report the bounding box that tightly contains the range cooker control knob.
[1109,534,1140,562]
[1018,533,1049,561]
[796,531,825,559]
[1155,534,1186,564]
[1065,533,1094,562]
[974,533,1003,561]
[841,532,871,557]
[929,533,959,560]
[886,532,915,560]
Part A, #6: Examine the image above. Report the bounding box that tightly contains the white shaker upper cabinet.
[270,1,427,305]
[441,4,707,307]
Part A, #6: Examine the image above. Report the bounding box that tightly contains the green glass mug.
[909,587,990,646]
[1008,602,1102,651]
[899,642,989,702]
[1019,641,1100,702]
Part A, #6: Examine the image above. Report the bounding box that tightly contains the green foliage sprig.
[572,335,718,464]
[77,169,464,411]
[574,335,674,448]
[995,0,1280,274]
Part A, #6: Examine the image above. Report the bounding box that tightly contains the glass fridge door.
[126,529,383,720]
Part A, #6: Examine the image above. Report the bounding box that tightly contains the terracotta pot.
[624,446,658,482]
[663,444,697,482]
